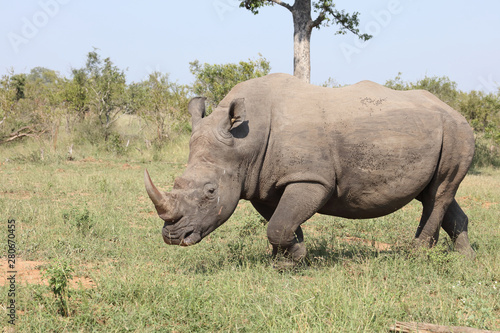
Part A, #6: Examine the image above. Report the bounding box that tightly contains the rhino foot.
[287,241,307,262]
[272,242,308,270]
[454,232,475,260]
[411,232,476,260]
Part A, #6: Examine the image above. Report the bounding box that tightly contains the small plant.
[238,210,266,238]
[43,261,74,316]
[97,178,110,194]
[62,206,94,236]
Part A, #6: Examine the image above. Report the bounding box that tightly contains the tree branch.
[1,126,47,144]
[311,10,326,28]
[242,0,292,14]
[331,10,372,41]
[268,0,292,11]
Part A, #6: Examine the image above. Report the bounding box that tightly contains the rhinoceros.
[144,73,475,262]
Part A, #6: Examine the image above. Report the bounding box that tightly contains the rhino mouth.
[162,220,202,246]
[180,230,202,246]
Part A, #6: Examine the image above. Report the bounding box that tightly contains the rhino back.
[238,74,469,217]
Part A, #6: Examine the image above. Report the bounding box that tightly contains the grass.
[1,134,499,332]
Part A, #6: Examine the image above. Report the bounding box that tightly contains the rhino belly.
[320,176,429,219]
[319,125,442,219]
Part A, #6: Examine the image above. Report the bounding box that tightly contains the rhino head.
[144,97,249,246]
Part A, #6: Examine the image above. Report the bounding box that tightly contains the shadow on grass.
[467,167,483,176]
[306,237,392,267]
[174,233,472,274]
[185,252,272,275]
[180,237,398,275]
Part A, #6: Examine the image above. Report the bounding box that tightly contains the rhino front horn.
[144,169,165,208]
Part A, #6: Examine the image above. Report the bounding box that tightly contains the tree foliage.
[241,0,370,38]
[83,50,128,136]
[63,68,88,121]
[0,72,16,126]
[11,73,27,100]
[458,90,500,136]
[190,56,270,112]
[132,72,190,142]
[385,73,459,107]
[0,49,193,149]
[0,68,65,143]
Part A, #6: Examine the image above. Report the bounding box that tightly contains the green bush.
[190,55,271,112]
[72,117,106,146]
[472,135,500,169]
[104,131,126,155]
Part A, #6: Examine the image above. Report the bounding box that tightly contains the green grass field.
[1,136,499,332]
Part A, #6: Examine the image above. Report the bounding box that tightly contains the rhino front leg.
[266,182,331,262]
[251,200,306,242]
[250,201,276,222]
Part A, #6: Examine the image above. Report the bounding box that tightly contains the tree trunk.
[292,0,313,83]
[52,119,60,151]
[65,114,71,134]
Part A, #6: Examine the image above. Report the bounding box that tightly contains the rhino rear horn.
[188,97,206,130]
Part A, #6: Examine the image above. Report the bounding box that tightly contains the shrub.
[189,55,271,112]
[43,260,74,317]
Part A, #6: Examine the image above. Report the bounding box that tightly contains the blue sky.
[1,0,499,92]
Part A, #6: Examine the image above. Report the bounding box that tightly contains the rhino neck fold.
[240,113,272,201]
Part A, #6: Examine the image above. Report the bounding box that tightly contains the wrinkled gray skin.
[145,73,475,262]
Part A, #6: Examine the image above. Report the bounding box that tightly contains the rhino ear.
[188,97,206,130]
[226,98,246,131]
[216,98,246,144]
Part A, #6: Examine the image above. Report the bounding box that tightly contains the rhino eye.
[203,184,217,197]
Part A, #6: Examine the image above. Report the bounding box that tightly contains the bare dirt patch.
[0,190,32,200]
[138,210,156,220]
[66,156,103,165]
[342,236,392,251]
[1,260,95,289]
[458,195,498,210]
[122,163,141,170]
[481,201,498,209]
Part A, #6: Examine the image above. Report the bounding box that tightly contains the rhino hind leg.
[414,170,464,248]
[414,172,469,250]
[265,182,330,263]
[414,186,454,248]
[441,199,475,258]
[414,118,475,251]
